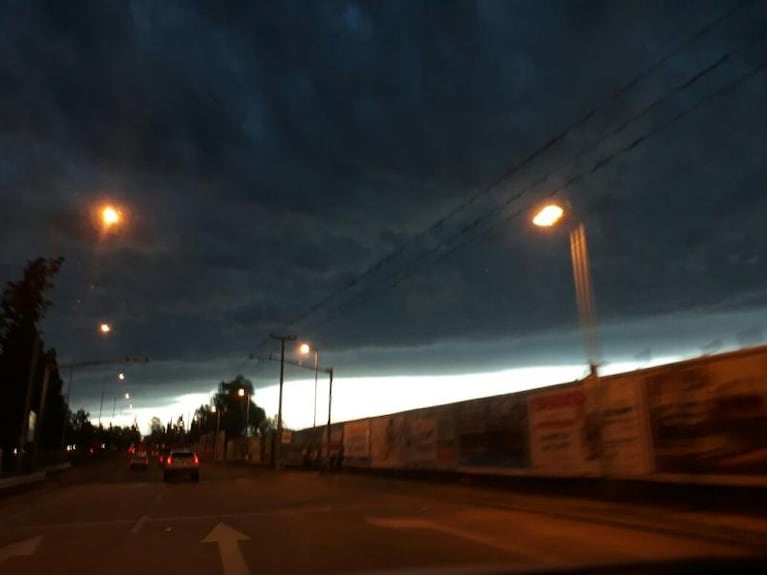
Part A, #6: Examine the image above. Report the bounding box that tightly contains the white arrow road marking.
[365,517,560,564]
[0,535,43,563]
[202,523,250,575]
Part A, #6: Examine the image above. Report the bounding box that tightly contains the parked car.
[163,449,199,482]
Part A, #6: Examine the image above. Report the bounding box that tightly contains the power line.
[270,0,755,333]
[327,52,767,318]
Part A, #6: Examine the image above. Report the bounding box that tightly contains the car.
[163,449,199,482]
[130,452,149,470]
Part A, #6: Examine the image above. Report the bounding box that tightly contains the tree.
[0,257,63,470]
[197,375,266,439]
[67,409,94,448]
[149,417,165,445]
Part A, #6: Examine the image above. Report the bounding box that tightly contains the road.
[1,457,766,575]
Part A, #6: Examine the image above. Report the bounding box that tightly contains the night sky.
[2,1,767,430]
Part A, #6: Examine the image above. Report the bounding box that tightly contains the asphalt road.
[1,457,766,575]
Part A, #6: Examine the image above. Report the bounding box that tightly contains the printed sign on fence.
[457,394,529,468]
[600,374,652,475]
[344,420,371,459]
[406,413,438,463]
[371,415,405,467]
[528,384,600,475]
[645,350,767,474]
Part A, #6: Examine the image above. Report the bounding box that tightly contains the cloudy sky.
[2,1,767,431]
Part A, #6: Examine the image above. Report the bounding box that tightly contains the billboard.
[406,413,438,464]
[645,350,767,474]
[457,394,529,468]
[599,374,652,475]
[344,421,371,460]
[371,415,406,468]
[528,384,600,475]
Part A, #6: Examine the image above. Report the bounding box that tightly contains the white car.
[163,449,200,482]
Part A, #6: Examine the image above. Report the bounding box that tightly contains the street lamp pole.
[270,333,296,468]
[299,343,320,428]
[569,223,600,374]
[312,350,319,428]
[532,204,601,374]
[325,368,334,471]
[98,375,106,426]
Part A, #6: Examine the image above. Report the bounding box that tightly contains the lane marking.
[0,535,43,563]
[16,518,136,530]
[130,515,148,534]
[202,523,251,575]
[15,504,369,530]
[365,517,561,564]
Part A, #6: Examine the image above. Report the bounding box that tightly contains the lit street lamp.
[532,203,600,375]
[101,205,121,228]
[299,342,320,428]
[99,323,112,334]
[238,388,250,437]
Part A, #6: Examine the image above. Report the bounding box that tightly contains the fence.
[282,345,767,486]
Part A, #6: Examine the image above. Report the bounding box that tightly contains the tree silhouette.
[0,257,63,470]
[195,375,266,439]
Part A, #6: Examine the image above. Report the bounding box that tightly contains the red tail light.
[194,455,199,464]
[166,456,172,465]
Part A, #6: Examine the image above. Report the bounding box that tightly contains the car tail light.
[166,456,172,465]
[194,455,199,465]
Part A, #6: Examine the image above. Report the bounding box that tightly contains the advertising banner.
[457,394,529,468]
[600,374,652,475]
[406,413,438,464]
[343,421,371,459]
[528,384,600,475]
[371,415,406,468]
[645,350,767,474]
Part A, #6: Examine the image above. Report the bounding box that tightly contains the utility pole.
[17,333,41,472]
[270,333,296,468]
[326,368,334,471]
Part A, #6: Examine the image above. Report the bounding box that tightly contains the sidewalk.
[324,472,767,551]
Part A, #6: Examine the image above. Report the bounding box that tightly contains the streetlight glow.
[237,388,245,397]
[101,205,120,227]
[118,373,125,380]
[299,343,311,355]
[532,204,565,227]
[124,393,130,400]
[99,323,111,334]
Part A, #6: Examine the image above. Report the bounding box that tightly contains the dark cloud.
[2,1,767,415]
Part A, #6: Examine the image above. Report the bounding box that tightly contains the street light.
[532,203,600,376]
[99,323,112,334]
[532,204,564,227]
[101,205,121,228]
[124,393,130,400]
[299,342,320,428]
[237,388,250,437]
[118,373,125,380]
